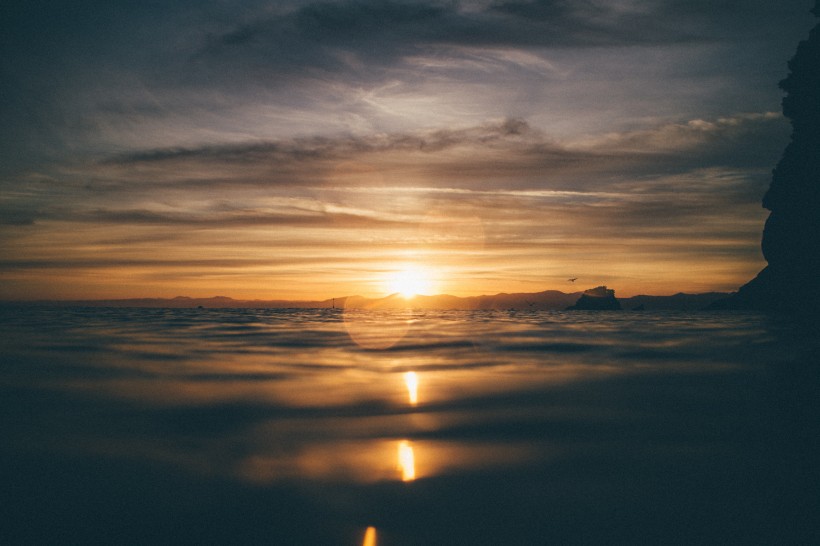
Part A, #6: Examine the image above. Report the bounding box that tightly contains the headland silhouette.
[715,2,820,313]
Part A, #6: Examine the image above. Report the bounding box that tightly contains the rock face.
[718,3,820,312]
[566,286,621,310]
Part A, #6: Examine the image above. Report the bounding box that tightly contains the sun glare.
[384,265,436,298]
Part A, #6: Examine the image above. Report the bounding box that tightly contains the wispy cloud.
[1,0,813,299]
[2,0,809,171]
[8,114,785,239]
[74,113,787,194]
[0,112,779,298]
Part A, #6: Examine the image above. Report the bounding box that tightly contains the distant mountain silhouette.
[625,292,732,311]
[715,3,820,313]
[342,290,582,310]
[11,290,733,311]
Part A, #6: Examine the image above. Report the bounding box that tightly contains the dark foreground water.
[1,307,818,545]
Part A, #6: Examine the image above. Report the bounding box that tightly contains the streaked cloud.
[0,0,815,299]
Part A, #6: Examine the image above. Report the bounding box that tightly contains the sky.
[1,0,816,301]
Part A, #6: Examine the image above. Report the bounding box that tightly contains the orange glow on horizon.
[0,244,766,302]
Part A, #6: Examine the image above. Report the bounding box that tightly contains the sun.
[384,265,436,299]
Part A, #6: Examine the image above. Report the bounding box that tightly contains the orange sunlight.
[404,371,419,405]
[362,526,377,546]
[398,440,416,481]
[383,264,438,298]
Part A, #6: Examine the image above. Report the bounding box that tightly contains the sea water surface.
[1,307,818,545]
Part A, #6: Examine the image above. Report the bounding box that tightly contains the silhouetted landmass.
[343,290,583,310]
[624,292,732,311]
[716,3,820,313]
[566,286,622,310]
[2,290,733,311]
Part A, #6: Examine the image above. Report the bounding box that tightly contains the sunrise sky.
[1,0,816,300]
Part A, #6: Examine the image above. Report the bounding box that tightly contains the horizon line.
[0,287,735,306]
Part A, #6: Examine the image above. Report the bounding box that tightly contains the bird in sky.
[568,278,578,282]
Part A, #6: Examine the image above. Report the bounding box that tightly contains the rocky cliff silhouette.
[566,286,622,311]
[716,2,820,313]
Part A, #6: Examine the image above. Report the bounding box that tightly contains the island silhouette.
[565,286,622,311]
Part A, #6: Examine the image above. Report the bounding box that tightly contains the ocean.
[1,307,818,545]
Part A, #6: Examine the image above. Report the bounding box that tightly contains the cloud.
[1,0,810,176]
[570,111,790,171]
[493,0,813,38]
[0,255,373,272]
[0,114,769,262]
[76,112,787,196]
[2,0,813,299]
[199,0,813,74]
[74,118,558,191]
[201,0,719,66]
[42,207,409,230]
[0,112,783,286]
[0,207,37,226]
[9,114,774,258]
[105,118,536,165]
[194,0,705,88]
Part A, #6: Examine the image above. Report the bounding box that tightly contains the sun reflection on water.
[398,440,416,481]
[404,371,419,405]
[362,526,377,546]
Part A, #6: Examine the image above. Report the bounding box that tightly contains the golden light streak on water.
[398,440,416,481]
[404,371,418,405]
[362,526,377,546]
